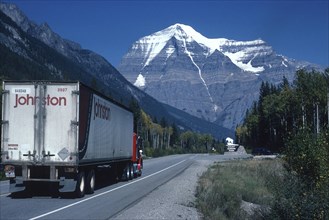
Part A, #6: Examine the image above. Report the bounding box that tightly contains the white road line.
[29,159,188,220]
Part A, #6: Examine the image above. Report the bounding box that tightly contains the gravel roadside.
[114,157,214,220]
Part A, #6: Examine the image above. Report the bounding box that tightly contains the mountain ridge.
[136,23,272,73]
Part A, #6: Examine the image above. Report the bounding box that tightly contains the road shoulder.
[114,157,212,220]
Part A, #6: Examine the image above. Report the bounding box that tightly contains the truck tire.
[121,164,130,181]
[129,163,134,180]
[133,164,138,178]
[86,169,95,194]
[75,171,85,198]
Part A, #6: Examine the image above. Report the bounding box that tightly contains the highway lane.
[0,154,197,220]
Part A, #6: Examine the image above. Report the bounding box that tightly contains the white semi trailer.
[1,81,142,197]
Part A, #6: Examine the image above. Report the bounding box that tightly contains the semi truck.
[1,81,143,197]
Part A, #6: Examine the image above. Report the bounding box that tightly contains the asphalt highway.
[0,154,198,220]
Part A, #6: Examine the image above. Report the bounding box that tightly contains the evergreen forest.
[237,68,329,153]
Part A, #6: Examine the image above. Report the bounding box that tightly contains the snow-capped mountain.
[118,23,322,130]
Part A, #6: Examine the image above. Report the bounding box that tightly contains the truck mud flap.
[9,177,26,193]
[58,178,77,193]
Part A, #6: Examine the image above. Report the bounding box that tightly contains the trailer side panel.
[78,84,133,163]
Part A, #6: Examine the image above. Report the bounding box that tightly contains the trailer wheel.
[121,164,130,181]
[129,163,134,180]
[125,164,130,181]
[133,164,138,178]
[86,169,95,194]
[75,171,85,198]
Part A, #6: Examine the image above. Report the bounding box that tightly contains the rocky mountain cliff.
[0,3,233,139]
[118,23,322,130]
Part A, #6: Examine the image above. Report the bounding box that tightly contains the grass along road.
[196,156,329,220]
[196,158,283,219]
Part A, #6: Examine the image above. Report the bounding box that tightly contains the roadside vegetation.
[129,100,226,158]
[196,159,281,219]
[196,154,329,219]
[236,68,329,153]
[197,69,329,219]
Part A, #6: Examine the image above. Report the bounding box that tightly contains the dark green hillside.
[0,44,49,80]
[0,11,88,82]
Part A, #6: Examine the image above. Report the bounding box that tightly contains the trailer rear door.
[1,82,78,165]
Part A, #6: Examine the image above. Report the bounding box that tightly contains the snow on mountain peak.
[134,73,146,87]
[137,23,266,72]
[139,23,228,67]
[138,23,196,67]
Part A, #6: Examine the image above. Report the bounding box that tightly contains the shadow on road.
[8,167,121,199]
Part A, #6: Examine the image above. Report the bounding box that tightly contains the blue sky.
[10,0,329,68]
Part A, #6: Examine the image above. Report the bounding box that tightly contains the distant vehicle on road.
[225,137,239,152]
[252,147,272,155]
